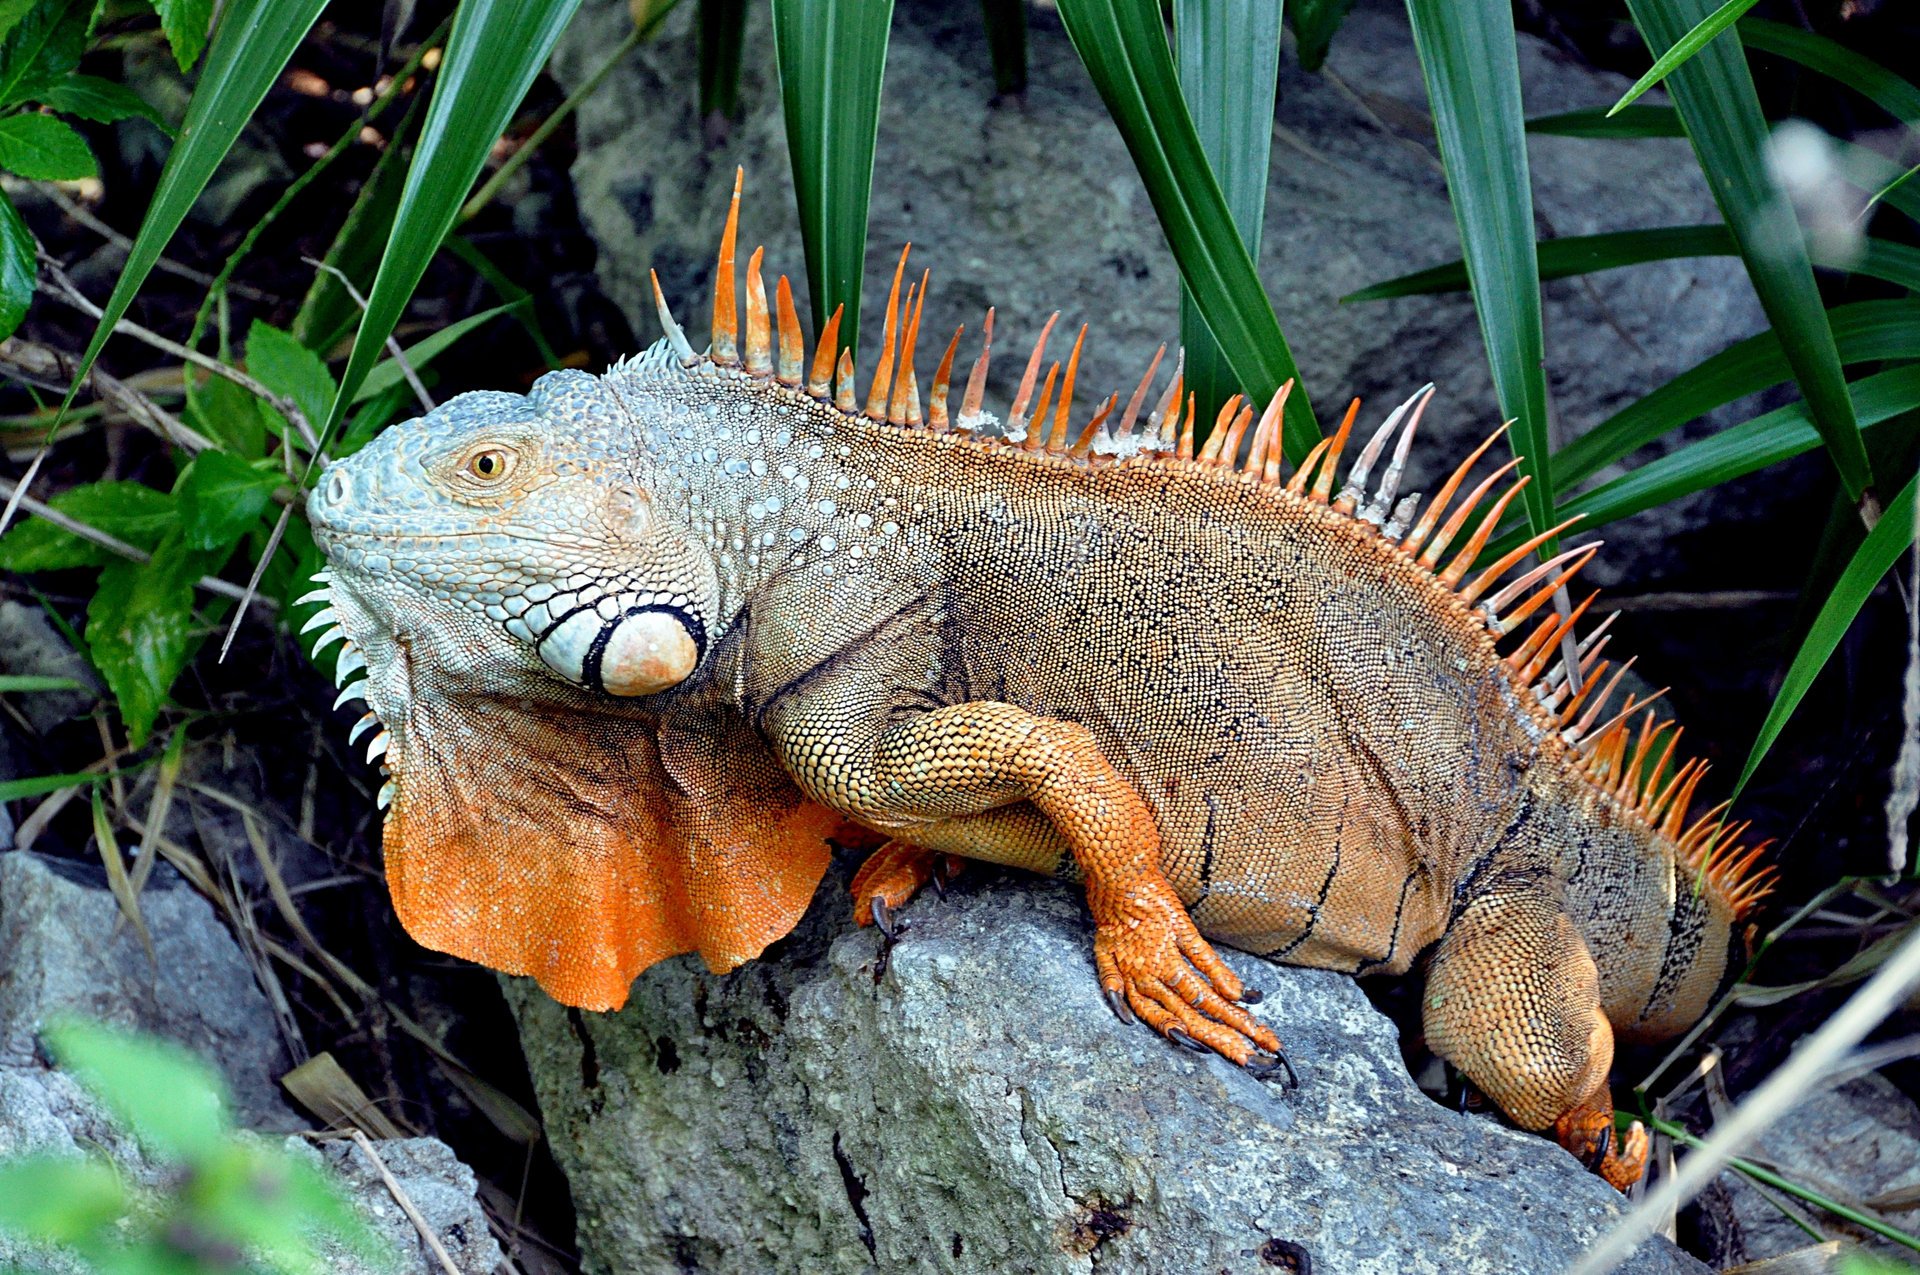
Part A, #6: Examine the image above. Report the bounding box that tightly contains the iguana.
[301,172,1772,1191]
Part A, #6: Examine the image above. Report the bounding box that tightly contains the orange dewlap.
[382,694,837,1011]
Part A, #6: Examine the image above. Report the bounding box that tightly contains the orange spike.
[744,247,772,375]
[1506,613,1562,675]
[808,304,843,397]
[1024,364,1059,451]
[1460,515,1589,606]
[1642,727,1684,811]
[1310,398,1361,503]
[1220,403,1255,471]
[1581,689,1669,751]
[1071,394,1117,459]
[1520,595,1596,690]
[1555,659,1609,727]
[929,325,963,431]
[1047,324,1088,452]
[1417,458,1523,570]
[835,349,856,412]
[1007,312,1059,438]
[774,275,804,384]
[1245,381,1291,479]
[959,308,994,428]
[1660,765,1707,838]
[1198,395,1245,464]
[1573,657,1637,737]
[1439,475,1533,587]
[1643,756,1699,828]
[1494,546,1602,635]
[1177,392,1197,459]
[1286,437,1333,495]
[711,168,742,364]
[865,246,911,419]
[901,370,922,426]
[1487,542,1601,621]
[890,270,929,425]
[1402,423,1512,558]
[1117,344,1167,438]
[1152,367,1186,452]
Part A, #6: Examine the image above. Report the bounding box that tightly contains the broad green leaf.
[245,319,336,428]
[1559,298,1920,488]
[1173,0,1280,431]
[698,0,747,119]
[0,479,177,570]
[151,0,214,72]
[1404,0,1554,539]
[1608,0,1761,116]
[1287,0,1352,72]
[352,299,521,403]
[770,0,894,356]
[1526,105,1685,138]
[0,1156,127,1241]
[979,0,1026,95]
[45,1018,231,1158]
[1623,0,1870,501]
[43,72,170,129]
[175,451,281,552]
[0,768,104,800]
[87,532,216,745]
[0,0,84,108]
[1490,365,1920,559]
[0,110,94,178]
[0,187,31,340]
[0,0,37,47]
[1737,469,1918,794]
[1739,18,1920,126]
[1854,238,1920,293]
[65,0,330,405]
[182,367,265,458]
[1056,0,1318,457]
[324,0,585,436]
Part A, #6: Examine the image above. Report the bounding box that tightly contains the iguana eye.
[465,448,512,482]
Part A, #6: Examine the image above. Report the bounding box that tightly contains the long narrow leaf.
[979,0,1026,96]
[1172,0,1281,429]
[1739,18,1920,126]
[1559,298,1920,487]
[698,0,749,120]
[1055,0,1317,458]
[1404,0,1554,538]
[1609,0,1761,116]
[323,0,584,437]
[1526,105,1685,138]
[67,0,329,398]
[1736,469,1918,794]
[1487,365,1920,559]
[1623,0,1871,501]
[770,0,894,357]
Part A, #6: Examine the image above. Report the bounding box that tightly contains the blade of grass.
[770,0,894,357]
[1609,0,1762,116]
[1623,0,1871,504]
[1342,224,1734,301]
[351,300,523,404]
[1739,17,1920,127]
[698,0,748,121]
[1172,0,1281,432]
[322,0,585,439]
[1404,0,1554,539]
[979,0,1027,96]
[1736,470,1918,795]
[1559,297,1920,487]
[65,0,330,402]
[1055,0,1318,458]
[1526,105,1685,138]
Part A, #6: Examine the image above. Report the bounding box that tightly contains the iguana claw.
[1104,987,1136,1026]
[1166,1026,1211,1054]
[869,895,901,940]
[1245,1050,1299,1089]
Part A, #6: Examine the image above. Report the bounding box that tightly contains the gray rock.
[505,869,1706,1274]
[0,850,300,1131]
[1716,1071,1920,1264]
[0,601,95,738]
[305,1136,506,1275]
[551,0,1768,586]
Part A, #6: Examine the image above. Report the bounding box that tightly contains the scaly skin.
[303,186,1770,1189]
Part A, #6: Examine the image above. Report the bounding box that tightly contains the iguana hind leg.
[1423,876,1649,1190]
[776,699,1282,1065]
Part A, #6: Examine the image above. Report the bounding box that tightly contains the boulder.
[306,1135,507,1275]
[548,0,1771,585]
[505,866,1707,1273]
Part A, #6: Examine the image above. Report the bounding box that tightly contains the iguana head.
[306,370,718,716]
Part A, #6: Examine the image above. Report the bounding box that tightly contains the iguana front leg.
[770,698,1283,1064]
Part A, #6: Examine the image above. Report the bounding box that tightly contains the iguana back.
[304,173,1771,1191]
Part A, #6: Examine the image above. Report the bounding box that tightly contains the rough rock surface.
[506,867,1707,1274]
[0,851,502,1275]
[1716,1071,1920,1264]
[549,0,1771,585]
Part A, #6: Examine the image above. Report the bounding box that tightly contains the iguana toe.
[850,840,959,929]
[1554,1106,1648,1191]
